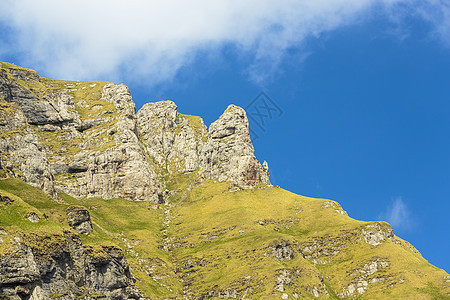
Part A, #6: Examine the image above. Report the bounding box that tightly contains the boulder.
[66,206,93,234]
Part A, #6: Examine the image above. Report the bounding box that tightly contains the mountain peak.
[0,62,270,202]
[205,103,270,187]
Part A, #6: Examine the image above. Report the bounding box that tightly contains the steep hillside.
[0,62,448,299]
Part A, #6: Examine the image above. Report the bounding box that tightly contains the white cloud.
[0,0,448,85]
[414,0,450,46]
[379,197,413,231]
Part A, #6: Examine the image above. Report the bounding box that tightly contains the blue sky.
[1,1,449,272]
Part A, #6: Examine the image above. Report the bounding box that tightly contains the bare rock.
[0,195,14,205]
[138,102,271,187]
[0,69,80,128]
[362,223,394,247]
[66,206,93,234]
[0,246,40,285]
[268,241,295,261]
[0,232,141,299]
[0,99,57,198]
[51,83,162,202]
[137,100,207,175]
[1,62,270,202]
[200,105,271,187]
[275,269,291,292]
[25,212,40,223]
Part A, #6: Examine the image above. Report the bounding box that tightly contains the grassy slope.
[0,178,182,298]
[166,174,450,299]
[1,176,448,299]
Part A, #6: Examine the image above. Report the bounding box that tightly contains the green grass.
[161,174,450,299]
[0,168,449,299]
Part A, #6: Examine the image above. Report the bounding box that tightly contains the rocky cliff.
[137,101,270,188]
[0,62,449,300]
[0,231,140,300]
[0,62,270,204]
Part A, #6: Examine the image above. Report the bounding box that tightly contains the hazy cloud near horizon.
[0,0,449,85]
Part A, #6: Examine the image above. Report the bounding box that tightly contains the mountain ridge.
[0,61,449,299]
[0,61,270,203]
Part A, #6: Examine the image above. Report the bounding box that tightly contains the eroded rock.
[0,232,140,299]
[268,241,295,261]
[362,223,394,247]
[0,195,13,205]
[25,212,40,223]
[275,269,291,292]
[0,99,57,198]
[200,105,271,188]
[66,206,93,234]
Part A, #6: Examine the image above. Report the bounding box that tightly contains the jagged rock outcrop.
[0,63,270,203]
[0,67,80,128]
[25,212,40,223]
[66,206,93,234]
[0,64,163,202]
[2,62,449,300]
[0,232,140,299]
[137,100,207,175]
[48,83,163,202]
[0,194,13,205]
[268,240,296,261]
[137,102,271,187]
[200,104,271,187]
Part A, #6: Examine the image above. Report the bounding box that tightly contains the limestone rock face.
[0,99,57,198]
[66,206,93,234]
[25,212,40,223]
[0,64,163,202]
[0,68,81,128]
[0,63,270,203]
[200,105,271,187]
[0,232,140,299]
[54,84,162,202]
[137,100,207,175]
[137,102,271,187]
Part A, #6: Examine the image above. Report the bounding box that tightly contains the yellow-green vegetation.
[67,82,115,119]
[0,62,39,78]
[72,195,183,297]
[0,179,181,298]
[161,172,450,299]
[35,129,83,156]
[50,292,68,299]
[0,179,68,229]
[1,62,36,71]
[1,62,49,98]
[0,98,20,119]
[0,172,449,299]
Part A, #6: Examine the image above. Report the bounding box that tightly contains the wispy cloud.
[379,197,413,231]
[414,0,450,46]
[0,0,448,85]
